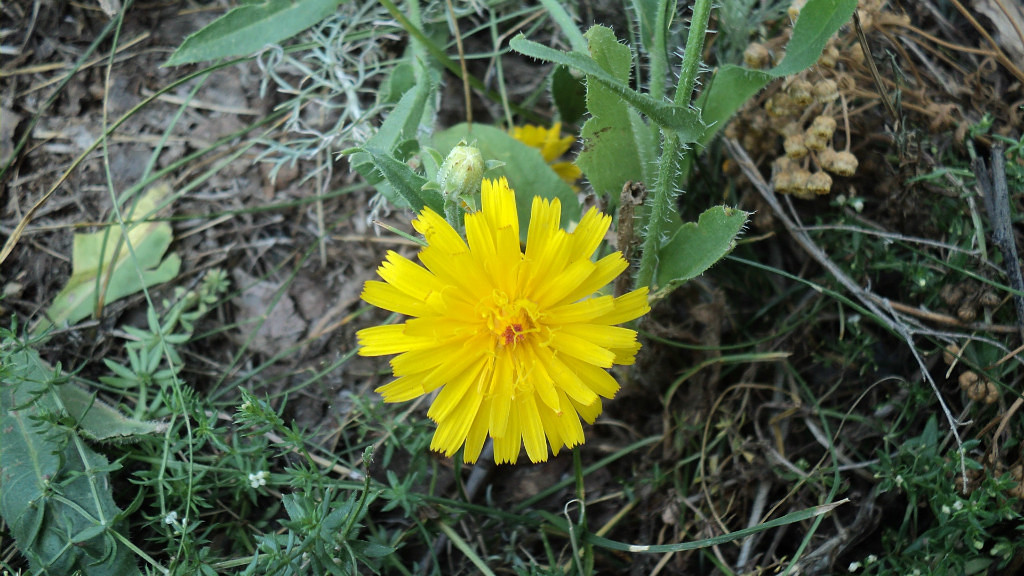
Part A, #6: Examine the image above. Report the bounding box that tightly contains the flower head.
[511,123,582,188]
[358,178,649,464]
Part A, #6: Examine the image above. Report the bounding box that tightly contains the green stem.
[635,0,713,291]
[635,130,679,290]
[647,0,671,99]
[673,0,713,107]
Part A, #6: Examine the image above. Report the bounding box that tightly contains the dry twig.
[723,137,972,492]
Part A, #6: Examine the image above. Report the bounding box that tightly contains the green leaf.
[576,25,657,209]
[348,79,434,205]
[356,146,442,215]
[551,65,586,125]
[510,34,702,139]
[35,184,181,335]
[433,123,581,239]
[1,339,141,575]
[655,205,748,295]
[697,0,858,145]
[53,383,167,443]
[164,0,343,66]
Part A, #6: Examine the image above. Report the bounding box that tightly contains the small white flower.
[894,475,904,488]
[941,504,951,515]
[164,511,178,525]
[865,554,877,564]
[848,561,861,572]
[248,470,268,488]
[953,500,964,511]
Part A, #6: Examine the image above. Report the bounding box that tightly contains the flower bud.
[437,141,484,206]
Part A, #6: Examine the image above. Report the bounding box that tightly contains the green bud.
[437,140,484,210]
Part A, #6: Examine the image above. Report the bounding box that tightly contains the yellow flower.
[511,123,583,188]
[358,178,649,464]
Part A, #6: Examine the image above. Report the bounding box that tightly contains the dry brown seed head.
[818,45,840,68]
[787,79,814,106]
[958,371,979,390]
[822,150,859,176]
[780,121,803,138]
[957,304,977,323]
[788,0,807,21]
[982,381,999,404]
[847,43,865,65]
[940,283,965,306]
[766,93,798,117]
[942,343,961,365]
[744,42,771,69]
[806,171,833,195]
[773,171,796,194]
[809,115,837,140]
[813,78,840,103]
[978,291,1001,307]
[789,169,813,199]
[784,133,809,159]
[805,131,830,152]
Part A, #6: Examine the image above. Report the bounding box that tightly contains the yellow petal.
[430,387,483,457]
[544,295,615,325]
[518,393,548,463]
[593,287,651,325]
[357,324,434,356]
[548,329,615,368]
[559,324,639,353]
[376,375,426,402]
[561,354,620,398]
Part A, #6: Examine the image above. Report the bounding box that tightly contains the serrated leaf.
[576,25,657,209]
[34,184,181,335]
[655,206,748,296]
[697,0,858,145]
[433,123,581,238]
[164,0,343,66]
[510,34,702,139]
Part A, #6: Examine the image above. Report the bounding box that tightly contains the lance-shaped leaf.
[35,184,181,335]
[165,0,345,66]
[510,34,702,140]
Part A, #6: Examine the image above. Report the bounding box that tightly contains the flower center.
[481,290,540,350]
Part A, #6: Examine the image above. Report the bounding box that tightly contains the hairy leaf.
[575,25,657,210]
[655,205,749,296]
[1,340,141,575]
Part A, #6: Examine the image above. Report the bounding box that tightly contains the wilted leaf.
[35,184,181,335]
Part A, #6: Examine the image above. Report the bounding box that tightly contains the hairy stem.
[635,0,712,291]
